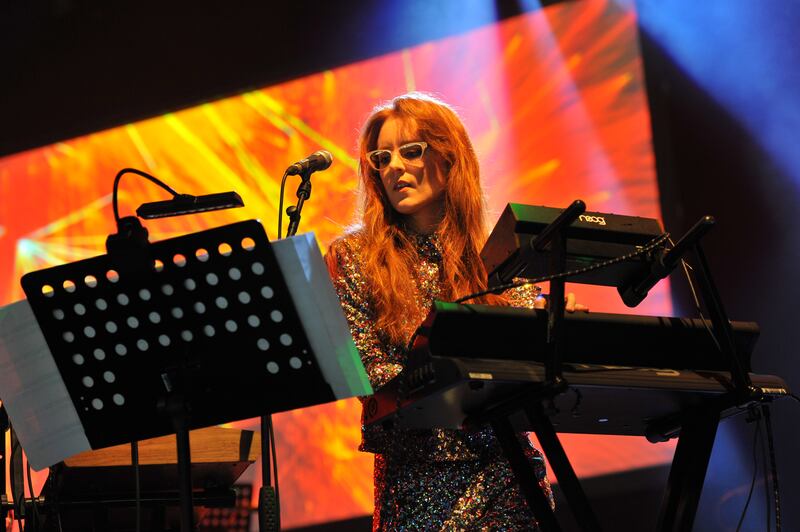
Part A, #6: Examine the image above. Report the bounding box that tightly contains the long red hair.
[330,93,503,344]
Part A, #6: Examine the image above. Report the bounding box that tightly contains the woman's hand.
[565,292,589,312]
[533,292,589,312]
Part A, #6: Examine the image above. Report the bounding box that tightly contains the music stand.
[5,220,370,531]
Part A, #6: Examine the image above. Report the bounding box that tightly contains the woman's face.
[374,116,447,233]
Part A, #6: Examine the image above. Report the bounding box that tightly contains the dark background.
[2,0,797,529]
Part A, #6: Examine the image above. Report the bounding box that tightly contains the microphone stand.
[285,172,312,238]
[529,199,586,389]
[258,416,279,532]
[619,216,754,399]
[262,169,314,531]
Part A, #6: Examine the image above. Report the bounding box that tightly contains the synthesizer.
[481,203,666,288]
[364,303,788,442]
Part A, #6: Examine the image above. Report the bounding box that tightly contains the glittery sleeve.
[325,235,404,391]
[506,281,542,309]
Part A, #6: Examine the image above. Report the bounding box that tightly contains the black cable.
[736,416,761,532]
[675,239,722,353]
[761,411,771,532]
[112,168,180,224]
[675,239,754,394]
[9,431,23,532]
[456,232,670,304]
[790,393,800,404]
[277,169,290,239]
[269,416,280,530]
[270,167,290,530]
[763,404,781,531]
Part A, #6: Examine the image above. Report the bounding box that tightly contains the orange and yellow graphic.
[1,1,674,528]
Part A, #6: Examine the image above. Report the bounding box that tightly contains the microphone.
[286,150,333,176]
[618,216,715,307]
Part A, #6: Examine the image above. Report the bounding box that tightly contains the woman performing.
[326,93,582,530]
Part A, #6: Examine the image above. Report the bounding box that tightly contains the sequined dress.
[327,229,554,531]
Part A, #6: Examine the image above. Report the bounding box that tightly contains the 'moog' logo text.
[579,214,606,226]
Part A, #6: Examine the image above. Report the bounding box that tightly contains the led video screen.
[0,0,675,528]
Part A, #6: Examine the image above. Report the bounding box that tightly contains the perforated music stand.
[16,220,367,531]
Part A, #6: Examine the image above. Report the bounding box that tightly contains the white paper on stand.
[0,299,91,470]
[272,233,372,399]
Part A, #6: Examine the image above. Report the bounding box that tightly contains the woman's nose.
[387,150,405,172]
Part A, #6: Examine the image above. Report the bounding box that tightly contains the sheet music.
[0,299,91,470]
[272,233,372,399]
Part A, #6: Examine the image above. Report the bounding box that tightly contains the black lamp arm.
[112,168,180,224]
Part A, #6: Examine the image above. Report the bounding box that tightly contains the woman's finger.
[565,292,576,312]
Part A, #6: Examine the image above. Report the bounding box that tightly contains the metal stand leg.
[491,416,561,531]
[173,415,194,532]
[525,403,602,532]
[162,393,194,532]
[656,409,719,531]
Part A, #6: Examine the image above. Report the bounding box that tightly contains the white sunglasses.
[366,142,428,171]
